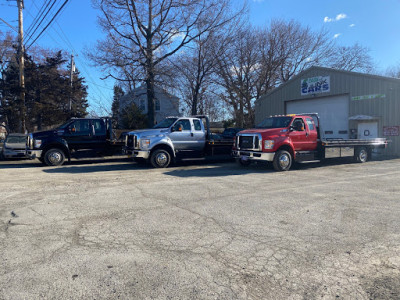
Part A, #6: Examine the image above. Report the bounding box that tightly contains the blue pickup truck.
[26,117,124,166]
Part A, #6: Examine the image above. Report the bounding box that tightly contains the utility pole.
[17,0,26,133]
[69,53,75,111]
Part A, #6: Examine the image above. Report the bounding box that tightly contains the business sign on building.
[351,94,386,101]
[383,126,400,136]
[301,76,330,96]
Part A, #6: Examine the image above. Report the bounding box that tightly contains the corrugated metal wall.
[255,67,400,156]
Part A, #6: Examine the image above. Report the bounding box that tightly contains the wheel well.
[150,144,174,158]
[277,145,294,159]
[42,144,70,159]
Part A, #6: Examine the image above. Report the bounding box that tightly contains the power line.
[25,0,58,45]
[0,17,18,33]
[26,0,69,50]
[25,0,52,39]
[25,0,113,114]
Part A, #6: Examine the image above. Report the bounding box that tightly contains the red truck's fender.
[270,135,296,159]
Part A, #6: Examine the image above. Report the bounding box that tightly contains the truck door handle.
[306,132,309,137]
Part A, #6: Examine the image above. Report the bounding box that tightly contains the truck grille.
[237,134,261,151]
[126,135,138,149]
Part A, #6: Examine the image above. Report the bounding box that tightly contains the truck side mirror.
[289,126,294,132]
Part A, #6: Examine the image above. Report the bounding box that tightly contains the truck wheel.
[44,148,65,166]
[273,150,292,171]
[150,149,171,168]
[355,147,368,163]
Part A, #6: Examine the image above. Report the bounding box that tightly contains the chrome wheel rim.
[279,154,290,169]
[156,153,168,166]
[360,150,367,161]
[49,152,62,164]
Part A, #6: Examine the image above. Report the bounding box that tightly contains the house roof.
[257,66,400,102]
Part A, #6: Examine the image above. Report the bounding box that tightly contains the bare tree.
[386,63,400,78]
[0,31,16,73]
[167,31,230,116]
[327,43,374,73]
[90,0,241,126]
[215,20,336,127]
[215,26,260,127]
[272,20,335,83]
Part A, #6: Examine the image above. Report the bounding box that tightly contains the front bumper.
[125,149,150,160]
[26,149,42,159]
[232,150,275,162]
[3,149,28,158]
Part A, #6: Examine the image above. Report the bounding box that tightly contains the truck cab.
[124,116,233,168]
[26,117,121,166]
[233,113,387,171]
[233,115,318,170]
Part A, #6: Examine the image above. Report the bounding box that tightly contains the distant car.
[221,127,244,139]
[1,133,28,159]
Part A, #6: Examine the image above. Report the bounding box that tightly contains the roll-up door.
[286,95,349,139]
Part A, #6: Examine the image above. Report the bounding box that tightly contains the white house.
[119,85,180,124]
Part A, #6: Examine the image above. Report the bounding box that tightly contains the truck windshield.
[153,118,178,129]
[57,121,72,129]
[256,117,292,129]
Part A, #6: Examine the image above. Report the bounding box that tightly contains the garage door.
[286,95,349,139]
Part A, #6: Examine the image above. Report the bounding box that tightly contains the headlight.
[34,139,42,148]
[140,139,151,149]
[264,140,274,149]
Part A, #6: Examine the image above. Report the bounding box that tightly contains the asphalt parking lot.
[1,157,400,300]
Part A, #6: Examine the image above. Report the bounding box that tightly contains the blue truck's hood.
[31,129,65,138]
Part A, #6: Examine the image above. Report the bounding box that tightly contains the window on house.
[155,99,160,111]
[139,99,145,111]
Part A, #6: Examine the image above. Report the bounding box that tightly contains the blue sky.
[1,0,399,115]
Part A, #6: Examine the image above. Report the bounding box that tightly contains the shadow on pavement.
[164,161,273,178]
[0,159,42,168]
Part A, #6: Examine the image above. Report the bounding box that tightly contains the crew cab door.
[63,119,92,149]
[289,118,308,151]
[191,119,206,151]
[304,117,318,150]
[170,119,200,151]
[91,119,107,149]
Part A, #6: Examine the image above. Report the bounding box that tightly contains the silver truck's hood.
[128,128,169,138]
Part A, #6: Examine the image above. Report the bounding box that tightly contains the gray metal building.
[255,66,400,156]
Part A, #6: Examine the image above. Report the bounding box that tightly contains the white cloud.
[333,33,341,39]
[335,13,347,21]
[349,24,355,28]
[324,13,348,23]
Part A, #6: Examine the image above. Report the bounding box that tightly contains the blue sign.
[301,76,330,96]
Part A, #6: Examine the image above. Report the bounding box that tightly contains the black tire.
[238,158,251,166]
[44,148,65,166]
[355,147,368,163]
[273,150,292,171]
[150,149,171,168]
